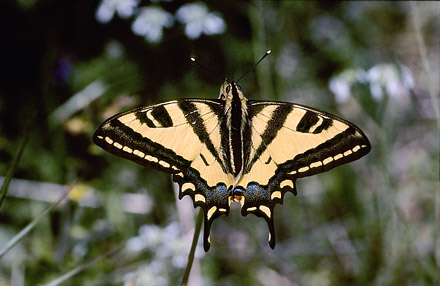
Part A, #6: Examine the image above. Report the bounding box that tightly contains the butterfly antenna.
[190,57,225,81]
[236,49,271,83]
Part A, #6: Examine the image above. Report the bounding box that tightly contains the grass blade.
[410,1,440,129]
[0,183,73,259]
[0,132,30,209]
[181,209,203,286]
[42,246,119,286]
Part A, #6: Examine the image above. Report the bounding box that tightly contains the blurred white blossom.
[329,64,414,103]
[367,64,414,101]
[96,0,140,23]
[97,2,225,43]
[329,69,368,103]
[131,7,174,43]
[126,221,204,260]
[176,2,226,39]
[125,221,205,283]
[130,261,168,286]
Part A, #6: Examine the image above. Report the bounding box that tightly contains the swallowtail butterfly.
[93,51,370,251]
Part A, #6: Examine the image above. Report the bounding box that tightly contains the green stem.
[42,246,119,286]
[181,209,203,286]
[410,1,440,279]
[410,2,440,130]
[0,131,30,209]
[0,183,72,258]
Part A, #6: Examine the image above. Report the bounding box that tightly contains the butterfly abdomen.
[228,83,248,178]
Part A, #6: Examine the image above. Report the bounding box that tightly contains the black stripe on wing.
[93,116,190,173]
[245,103,293,173]
[136,105,174,128]
[178,101,226,172]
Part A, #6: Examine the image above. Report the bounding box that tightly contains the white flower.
[367,64,414,101]
[329,69,367,103]
[126,224,162,252]
[176,2,226,39]
[96,0,140,24]
[131,7,174,43]
[329,64,414,103]
[329,76,351,104]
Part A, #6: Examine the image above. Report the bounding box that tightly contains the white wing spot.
[207,206,217,221]
[113,142,123,149]
[219,208,227,213]
[334,153,343,160]
[159,161,170,168]
[308,116,323,133]
[352,145,361,152]
[97,135,104,140]
[310,161,322,168]
[145,155,159,163]
[247,206,257,212]
[323,157,333,165]
[259,205,271,218]
[289,170,297,175]
[344,150,353,156]
[361,145,367,148]
[271,191,282,200]
[175,172,184,178]
[195,194,205,203]
[298,166,309,173]
[146,111,161,127]
[182,182,195,192]
[280,180,293,189]
[105,137,113,144]
[122,146,132,153]
[133,150,145,158]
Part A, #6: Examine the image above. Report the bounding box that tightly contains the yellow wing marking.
[248,105,277,162]
[117,102,215,163]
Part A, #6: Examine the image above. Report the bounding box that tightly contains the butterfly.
[93,53,371,251]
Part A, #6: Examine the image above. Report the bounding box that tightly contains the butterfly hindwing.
[235,101,371,247]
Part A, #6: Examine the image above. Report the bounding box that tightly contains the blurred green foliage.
[0,1,438,285]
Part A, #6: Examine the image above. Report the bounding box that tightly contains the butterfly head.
[219,81,243,101]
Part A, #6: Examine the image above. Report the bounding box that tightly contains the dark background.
[0,1,438,285]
